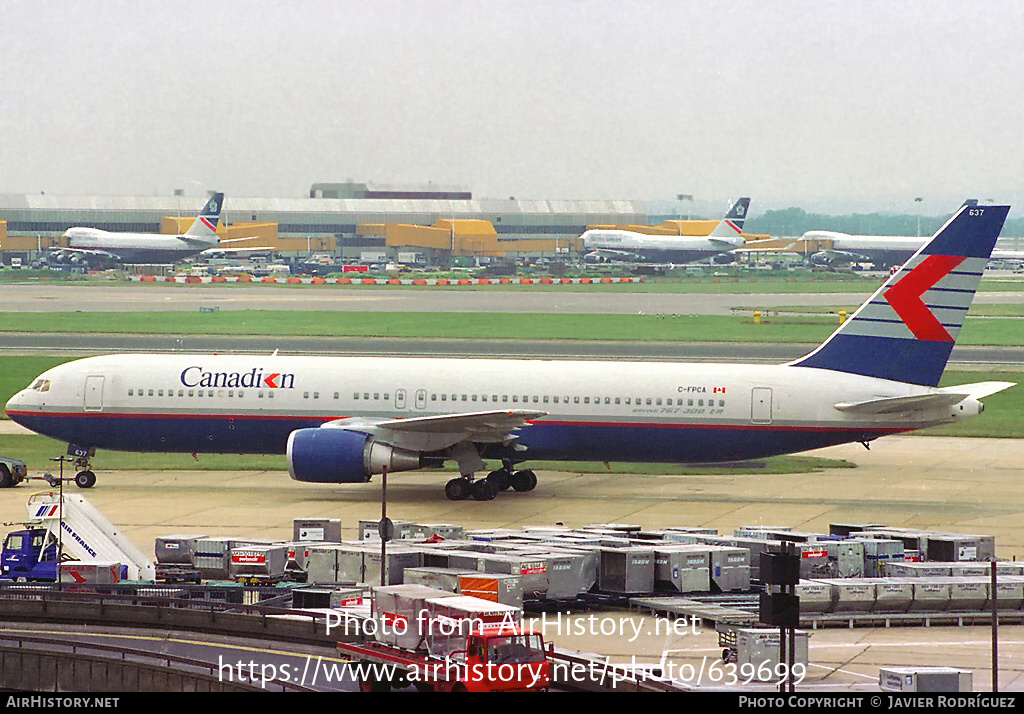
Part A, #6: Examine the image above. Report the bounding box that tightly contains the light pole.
[914,197,924,237]
[676,194,694,234]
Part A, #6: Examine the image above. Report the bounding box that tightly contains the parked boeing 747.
[53,192,226,266]
[583,197,750,265]
[5,204,1014,500]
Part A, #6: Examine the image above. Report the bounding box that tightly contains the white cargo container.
[879,667,972,692]
[60,560,122,585]
[735,628,809,681]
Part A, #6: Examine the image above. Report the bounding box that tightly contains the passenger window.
[605,398,610,404]
[188,390,194,397]
[472,395,478,402]
[334,392,339,399]
[128,389,134,396]
[698,399,704,406]
[502,395,508,402]
[431,394,437,401]
[512,395,519,403]
[625,398,631,404]
[646,398,652,405]
[441,394,448,401]
[719,400,725,407]
[363,393,369,400]
[228,390,234,397]
[374,393,379,400]
[614,398,620,404]
[178,390,184,397]
[492,395,498,402]
[688,399,693,406]
[313,392,319,399]
[303,392,309,399]
[584,397,590,404]
[158,390,164,397]
[574,396,580,404]
[384,393,389,400]
[543,396,549,403]
[656,398,662,405]
[481,395,487,402]
[354,392,360,399]
[532,396,538,403]
[462,395,467,401]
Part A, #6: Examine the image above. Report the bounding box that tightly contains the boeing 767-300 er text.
[6,204,1014,500]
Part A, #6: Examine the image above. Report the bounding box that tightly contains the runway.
[2,282,1021,314]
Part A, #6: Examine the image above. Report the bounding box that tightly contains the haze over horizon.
[2,1,1022,218]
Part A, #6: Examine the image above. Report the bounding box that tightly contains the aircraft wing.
[584,248,645,263]
[51,247,118,260]
[813,249,872,263]
[321,409,546,452]
[199,245,277,256]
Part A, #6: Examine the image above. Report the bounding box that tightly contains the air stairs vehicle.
[0,492,155,582]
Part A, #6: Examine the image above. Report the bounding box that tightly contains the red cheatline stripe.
[10,410,910,434]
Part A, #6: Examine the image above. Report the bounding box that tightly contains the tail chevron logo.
[882,254,965,342]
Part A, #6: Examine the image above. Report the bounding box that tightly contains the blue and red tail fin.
[709,197,750,239]
[184,192,224,238]
[790,203,1009,387]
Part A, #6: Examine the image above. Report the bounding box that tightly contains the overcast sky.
[2,1,1022,216]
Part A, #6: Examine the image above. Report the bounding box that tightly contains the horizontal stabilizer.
[834,393,968,414]
[939,381,1016,400]
[834,381,1014,414]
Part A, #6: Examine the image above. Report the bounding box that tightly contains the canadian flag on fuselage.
[790,204,1009,387]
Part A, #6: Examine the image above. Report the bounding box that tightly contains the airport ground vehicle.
[338,624,551,693]
[0,492,155,582]
[0,458,27,488]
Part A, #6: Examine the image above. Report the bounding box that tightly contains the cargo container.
[229,545,288,584]
[879,667,972,693]
[598,547,655,594]
[654,545,711,594]
[60,560,122,585]
[293,518,342,543]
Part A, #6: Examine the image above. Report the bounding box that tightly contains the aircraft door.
[414,389,427,410]
[84,376,104,412]
[395,389,407,409]
[751,387,772,424]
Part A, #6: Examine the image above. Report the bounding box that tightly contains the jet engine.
[286,428,423,483]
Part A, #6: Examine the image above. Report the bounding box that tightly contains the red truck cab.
[447,626,551,692]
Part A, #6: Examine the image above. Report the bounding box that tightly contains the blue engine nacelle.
[287,428,423,483]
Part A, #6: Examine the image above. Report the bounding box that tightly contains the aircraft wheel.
[472,479,498,501]
[445,478,471,501]
[511,469,537,492]
[486,469,512,491]
[0,465,13,488]
[74,470,97,489]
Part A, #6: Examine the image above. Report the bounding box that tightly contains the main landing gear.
[444,465,538,502]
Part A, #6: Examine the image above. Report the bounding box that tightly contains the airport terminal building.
[0,183,648,262]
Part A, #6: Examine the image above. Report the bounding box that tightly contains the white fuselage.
[5,353,974,464]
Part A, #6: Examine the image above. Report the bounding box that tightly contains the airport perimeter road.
[1,283,1020,314]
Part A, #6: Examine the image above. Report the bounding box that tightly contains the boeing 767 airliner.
[6,204,1014,500]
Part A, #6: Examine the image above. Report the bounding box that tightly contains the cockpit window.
[29,379,51,392]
